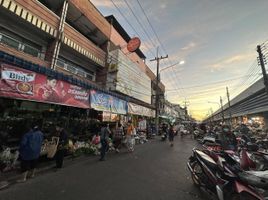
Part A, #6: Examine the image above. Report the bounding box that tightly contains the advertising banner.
[128,102,155,117]
[0,64,90,108]
[90,90,127,114]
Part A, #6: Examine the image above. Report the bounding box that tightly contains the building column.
[263,112,268,129]
[44,0,68,69]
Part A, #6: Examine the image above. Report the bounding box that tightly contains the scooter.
[187,148,268,200]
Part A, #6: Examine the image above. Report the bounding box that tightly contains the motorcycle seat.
[195,150,218,170]
[239,170,268,189]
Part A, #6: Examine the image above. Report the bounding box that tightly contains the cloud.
[209,52,256,71]
[181,42,197,51]
[90,0,124,8]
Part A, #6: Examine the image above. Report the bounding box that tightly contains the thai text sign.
[128,102,155,117]
[0,64,90,108]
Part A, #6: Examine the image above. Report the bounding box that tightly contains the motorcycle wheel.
[191,161,202,187]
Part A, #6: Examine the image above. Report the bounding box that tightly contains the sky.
[90,0,268,120]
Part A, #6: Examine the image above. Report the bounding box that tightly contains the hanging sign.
[127,37,141,52]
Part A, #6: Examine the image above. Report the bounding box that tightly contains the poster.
[0,64,90,108]
[90,90,127,114]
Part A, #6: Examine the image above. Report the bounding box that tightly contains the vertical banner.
[0,64,90,108]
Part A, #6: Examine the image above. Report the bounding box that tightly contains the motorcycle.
[187,147,268,200]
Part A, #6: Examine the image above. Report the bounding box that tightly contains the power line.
[134,0,185,98]
[122,0,157,49]
[109,0,155,58]
[166,73,261,91]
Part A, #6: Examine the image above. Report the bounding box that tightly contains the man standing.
[168,124,175,147]
[18,123,43,182]
[55,124,68,169]
[99,123,110,161]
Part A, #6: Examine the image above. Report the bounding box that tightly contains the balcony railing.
[56,59,95,81]
[0,33,41,58]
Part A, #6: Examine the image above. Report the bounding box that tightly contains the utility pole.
[210,107,214,124]
[220,96,225,123]
[183,98,190,121]
[150,47,168,135]
[226,87,232,127]
[257,45,268,95]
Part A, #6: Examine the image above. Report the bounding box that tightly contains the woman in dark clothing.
[55,125,68,169]
[168,125,175,147]
[18,124,43,182]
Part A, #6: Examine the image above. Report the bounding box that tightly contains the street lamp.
[159,60,185,72]
[208,97,225,123]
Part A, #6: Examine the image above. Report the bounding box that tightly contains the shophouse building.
[0,0,166,148]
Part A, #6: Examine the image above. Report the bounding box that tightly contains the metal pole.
[257,45,268,95]
[226,87,232,127]
[220,96,225,123]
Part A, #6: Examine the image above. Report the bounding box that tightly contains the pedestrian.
[99,123,110,161]
[18,123,43,182]
[55,124,68,169]
[126,121,135,152]
[168,124,175,147]
[91,132,101,155]
[113,123,124,153]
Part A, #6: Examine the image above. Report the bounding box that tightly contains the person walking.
[55,124,68,169]
[113,123,124,153]
[99,123,110,161]
[126,121,134,152]
[18,123,43,182]
[168,125,175,147]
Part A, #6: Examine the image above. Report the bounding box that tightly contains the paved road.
[0,136,209,200]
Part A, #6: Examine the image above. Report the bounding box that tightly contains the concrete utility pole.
[150,47,168,135]
[226,87,232,127]
[183,98,190,121]
[220,96,225,123]
[257,45,268,95]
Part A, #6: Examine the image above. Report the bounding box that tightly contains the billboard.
[0,64,90,108]
[109,49,151,104]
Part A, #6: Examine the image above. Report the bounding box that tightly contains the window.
[0,34,20,49]
[56,58,96,81]
[23,44,40,57]
[0,33,41,58]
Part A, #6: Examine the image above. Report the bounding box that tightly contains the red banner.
[0,64,90,108]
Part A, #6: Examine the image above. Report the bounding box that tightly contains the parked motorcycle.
[187,148,268,200]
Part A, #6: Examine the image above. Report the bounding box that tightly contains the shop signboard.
[102,111,119,122]
[128,102,155,117]
[0,64,90,108]
[90,90,127,114]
